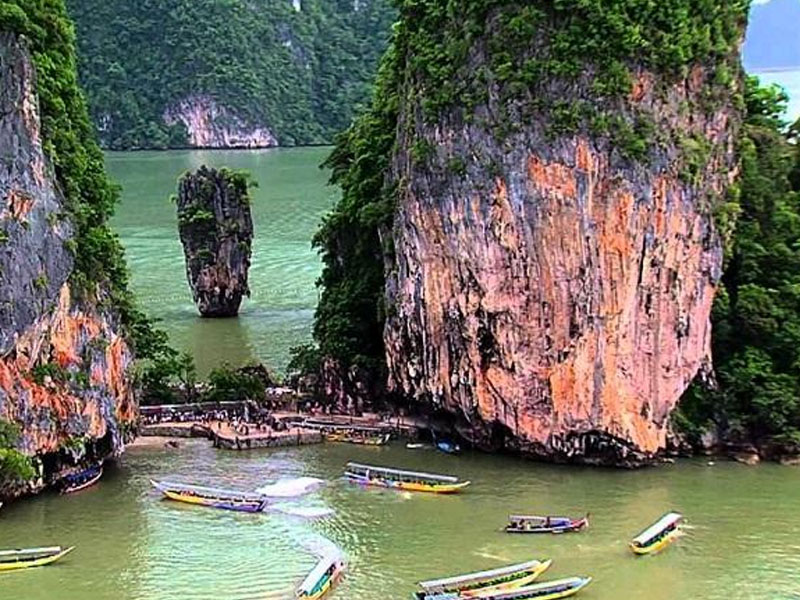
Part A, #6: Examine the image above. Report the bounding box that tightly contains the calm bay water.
[106,147,337,375]
[2,443,800,599]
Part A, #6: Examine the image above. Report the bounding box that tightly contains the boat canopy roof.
[346,462,459,483]
[0,546,62,560]
[297,552,343,594]
[632,512,683,545]
[418,559,543,591]
[471,577,589,599]
[152,480,265,502]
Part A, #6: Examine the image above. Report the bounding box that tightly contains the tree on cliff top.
[679,77,800,447]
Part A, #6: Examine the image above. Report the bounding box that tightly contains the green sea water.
[106,147,337,375]
[2,442,799,600]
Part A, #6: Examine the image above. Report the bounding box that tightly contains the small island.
[175,166,254,317]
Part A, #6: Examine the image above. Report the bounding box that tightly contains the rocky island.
[176,166,254,317]
[314,1,750,466]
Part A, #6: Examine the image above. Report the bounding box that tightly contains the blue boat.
[436,440,461,455]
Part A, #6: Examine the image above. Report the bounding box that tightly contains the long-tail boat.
[413,559,553,599]
[506,514,588,534]
[325,431,391,446]
[630,512,683,555]
[454,577,592,600]
[61,465,103,494]
[295,552,345,599]
[0,546,75,572]
[344,462,470,494]
[150,480,268,512]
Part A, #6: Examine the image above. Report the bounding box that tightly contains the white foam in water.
[271,504,335,519]
[255,476,324,497]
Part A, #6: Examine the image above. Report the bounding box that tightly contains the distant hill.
[67,0,395,150]
[744,0,800,71]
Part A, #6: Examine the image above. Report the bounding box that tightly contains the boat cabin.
[345,462,460,486]
[295,552,344,599]
[416,559,546,597]
[631,512,683,549]
[474,577,592,599]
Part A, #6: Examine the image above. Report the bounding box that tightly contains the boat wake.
[271,504,335,519]
[256,477,324,497]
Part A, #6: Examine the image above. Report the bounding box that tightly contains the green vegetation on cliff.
[679,79,800,448]
[0,421,34,487]
[66,0,395,149]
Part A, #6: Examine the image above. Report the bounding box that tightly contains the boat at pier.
[295,551,345,599]
[0,546,75,572]
[325,430,391,446]
[446,577,592,600]
[506,514,588,534]
[413,559,552,599]
[344,462,470,494]
[150,480,268,512]
[435,440,461,455]
[630,512,683,555]
[61,465,103,494]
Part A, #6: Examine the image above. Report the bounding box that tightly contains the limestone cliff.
[164,96,278,149]
[318,1,749,465]
[176,166,254,317]
[0,14,136,497]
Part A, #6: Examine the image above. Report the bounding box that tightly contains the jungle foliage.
[0,421,35,487]
[66,0,396,149]
[678,78,800,447]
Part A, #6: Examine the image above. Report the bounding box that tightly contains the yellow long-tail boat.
[413,559,552,599]
[344,462,470,494]
[464,577,592,600]
[150,480,268,512]
[630,512,683,555]
[0,546,75,572]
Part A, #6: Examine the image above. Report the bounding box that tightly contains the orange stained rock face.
[527,155,577,200]
[386,126,727,461]
[3,189,35,221]
[0,284,136,455]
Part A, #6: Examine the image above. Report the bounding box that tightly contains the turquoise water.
[2,443,800,599]
[106,148,336,375]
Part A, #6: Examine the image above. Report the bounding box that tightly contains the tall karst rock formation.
[320,1,749,465]
[0,2,138,496]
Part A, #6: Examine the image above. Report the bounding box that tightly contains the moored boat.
[506,514,588,534]
[436,440,461,455]
[325,431,391,446]
[0,546,75,572]
[295,552,345,599]
[61,465,103,494]
[413,559,552,599]
[150,480,268,512]
[453,577,592,600]
[344,462,470,494]
[630,512,683,555]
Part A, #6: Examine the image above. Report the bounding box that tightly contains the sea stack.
[176,166,254,317]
